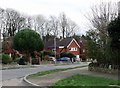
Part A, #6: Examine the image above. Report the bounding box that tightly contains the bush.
[32,58,39,65]
[14,57,20,64]
[19,56,27,65]
[43,51,52,56]
[2,54,12,64]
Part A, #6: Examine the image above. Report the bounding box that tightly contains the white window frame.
[69,47,77,51]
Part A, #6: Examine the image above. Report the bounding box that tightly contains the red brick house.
[45,37,87,60]
[2,37,15,54]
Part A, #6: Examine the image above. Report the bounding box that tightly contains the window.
[69,48,77,51]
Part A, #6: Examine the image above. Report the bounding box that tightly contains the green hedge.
[14,57,20,64]
[2,54,12,64]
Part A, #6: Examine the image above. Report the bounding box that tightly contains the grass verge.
[51,74,120,87]
[26,65,87,79]
[2,64,35,70]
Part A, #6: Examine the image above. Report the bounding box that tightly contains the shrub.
[32,58,38,65]
[19,56,27,65]
[14,57,20,64]
[43,51,52,56]
[2,54,12,64]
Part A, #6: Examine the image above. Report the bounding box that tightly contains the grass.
[26,65,87,79]
[51,74,120,87]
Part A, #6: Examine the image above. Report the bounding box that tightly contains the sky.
[0,0,119,35]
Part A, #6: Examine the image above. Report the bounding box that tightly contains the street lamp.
[54,37,56,59]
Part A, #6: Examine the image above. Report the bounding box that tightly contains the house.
[2,37,15,54]
[45,37,87,60]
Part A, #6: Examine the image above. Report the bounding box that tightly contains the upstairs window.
[69,48,77,51]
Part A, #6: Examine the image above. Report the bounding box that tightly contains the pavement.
[27,67,119,86]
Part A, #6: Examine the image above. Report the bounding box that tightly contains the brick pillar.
[29,57,32,65]
[38,57,41,65]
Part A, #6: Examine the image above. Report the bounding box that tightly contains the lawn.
[51,74,120,88]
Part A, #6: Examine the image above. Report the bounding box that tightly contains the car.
[49,57,56,61]
[57,57,70,61]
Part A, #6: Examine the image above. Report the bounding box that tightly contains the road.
[1,63,88,86]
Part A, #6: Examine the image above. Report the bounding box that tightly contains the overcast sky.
[0,0,119,35]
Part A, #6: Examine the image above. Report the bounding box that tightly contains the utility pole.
[54,37,56,59]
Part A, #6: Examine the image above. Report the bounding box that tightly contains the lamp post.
[54,37,56,59]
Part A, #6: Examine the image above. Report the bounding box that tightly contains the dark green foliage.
[32,58,39,65]
[43,51,52,56]
[108,16,120,65]
[18,56,27,65]
[2,54,12,64]
[13,57,20,64]
[108,17,120,50]
[13,28,44,52]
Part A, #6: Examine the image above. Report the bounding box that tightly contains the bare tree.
[59,13,67,38]
[66,19,78,37]
[85,2,118,61]
[86,2,118,47]
[87,2,118,37]
[32,15,46,37]
[0,8,26,37]
[49,16,59,37]
[44,20,53,36]
[0,8,5,40]
[59,12,78,38]
[25,16,32,29]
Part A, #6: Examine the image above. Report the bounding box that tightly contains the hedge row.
[88,63,119,74]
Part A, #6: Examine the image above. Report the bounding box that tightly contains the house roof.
[58,38,73,47]
[67,38,80,48]
[45,37,80,49]
[44,38,60,49]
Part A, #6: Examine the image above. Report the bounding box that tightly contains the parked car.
[49,57,55,61]
[57,57,70,61]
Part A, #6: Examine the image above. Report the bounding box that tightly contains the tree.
[86,2,118,64]
[32,15,46,37]
[108,16,120,65]
[0,8,5,40]
[25,16,32,29]
[49,16,59,37]
[13,28,44,63]
[66,19,78,37]
[85,30,100,60]
[4,8,26,36]
[59,13,67,39]
[59,13,78,38]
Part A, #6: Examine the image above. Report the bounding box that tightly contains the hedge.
[2,54,12,64]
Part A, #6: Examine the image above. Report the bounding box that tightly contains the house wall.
[67,40,80,56]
